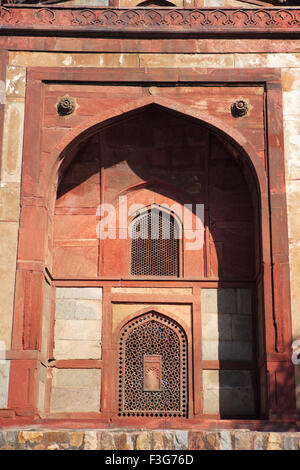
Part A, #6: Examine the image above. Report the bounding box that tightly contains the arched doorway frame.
[9,67,296,421]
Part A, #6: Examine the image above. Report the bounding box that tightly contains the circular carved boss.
[231,99,249,118]
[57,95,76,116]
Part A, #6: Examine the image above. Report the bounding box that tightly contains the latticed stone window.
[130,207,180,276]
[118,312,188,418]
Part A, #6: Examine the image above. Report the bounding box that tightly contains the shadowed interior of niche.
[55,104,265,419]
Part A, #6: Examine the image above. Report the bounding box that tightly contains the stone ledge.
[0,429,299,450]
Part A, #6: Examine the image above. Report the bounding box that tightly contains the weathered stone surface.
[136,432,151,450]
[0,429,299,450]
[18,431,43,444]
[139,53,234,68]
[234,431,253,450]
[54,319,101,341]
[0,223,19,347]
[54,339,101,360]
[205,433,220,450]
[0,183,20,222]
[50,387,100,413]
[115,433,133,450]
[56,287,102,300]
[201,288,237,314]
[202,339,252,361]
[45,432,69,443]
[0,361,10,408]
[202,313,232,341]
[189,431,205,450]
[75,300,102,320]
[99,432,115,450]
[203,370,255,416]
[220,431,232,450]
[55,299,77,320]
[6,65,26,98]
[174,431,188,450]
[84,431,98,450]
[9,52,139,68]
[53,368,101,388]
[152,432,168,450]
[70,432,83,448]
[267,433,283,451]
[1,100,25,183]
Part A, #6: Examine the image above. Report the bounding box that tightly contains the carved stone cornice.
[1,6,300,36]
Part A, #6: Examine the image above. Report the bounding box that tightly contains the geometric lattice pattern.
[130,208,179,276]
[118,312,187,417]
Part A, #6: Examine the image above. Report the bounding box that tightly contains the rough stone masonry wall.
[0,429,299,450]
[0,48,300,411]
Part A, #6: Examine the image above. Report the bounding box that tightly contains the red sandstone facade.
[0,0,299,443]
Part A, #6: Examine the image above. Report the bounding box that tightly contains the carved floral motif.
[1,7,300,32]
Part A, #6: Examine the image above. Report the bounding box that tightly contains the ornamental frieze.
[1,6,300,34]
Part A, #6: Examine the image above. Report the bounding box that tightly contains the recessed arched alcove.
[46,103,264,420]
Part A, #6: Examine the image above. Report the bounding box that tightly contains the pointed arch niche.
[9,68,296,425]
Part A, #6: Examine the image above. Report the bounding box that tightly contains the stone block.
[205,433,220,450]
[219,340,253,361]
[84,431,99,450]
[189,431,205,450]
[139,53,234,68]
[203,389,219,414]
[18,431,43,444]
[54,319,101,341]
[54,339,101,360]
[115,433,133,450]
[201,289,218,313]
[203,369,219,389]
[0,222,19,347]
[219,388,255,416]
[75,300,102,320]
[202,313,232,341]
[0,361,10,408]
[253,433,267,451]
[220,431,232,450]
[202,339,219,360]
[9,51,139,68]
[0,183,20,222]
[99,432,115,450]
[1,100,25,183]
[6,65,26,98]
[45,432,69,443]
[56,287,102,300]
[232,315,252,341]
[219,370,253,389]
[53,368,101,389]
[201,288,237,314]
[236,288,252,315]
[174,431,188,450]
[136,432,151,450]
[50,387,100,413]
[234,431,253,450]
[55,299,77,319]
[283,90,300,118]
[70,432,83,448]
[202,339,252,361]
[284,122,300,180]
[267,433,283,451]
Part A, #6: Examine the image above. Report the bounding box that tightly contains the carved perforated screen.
[130,208,179,276]
[118,312,187,418]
